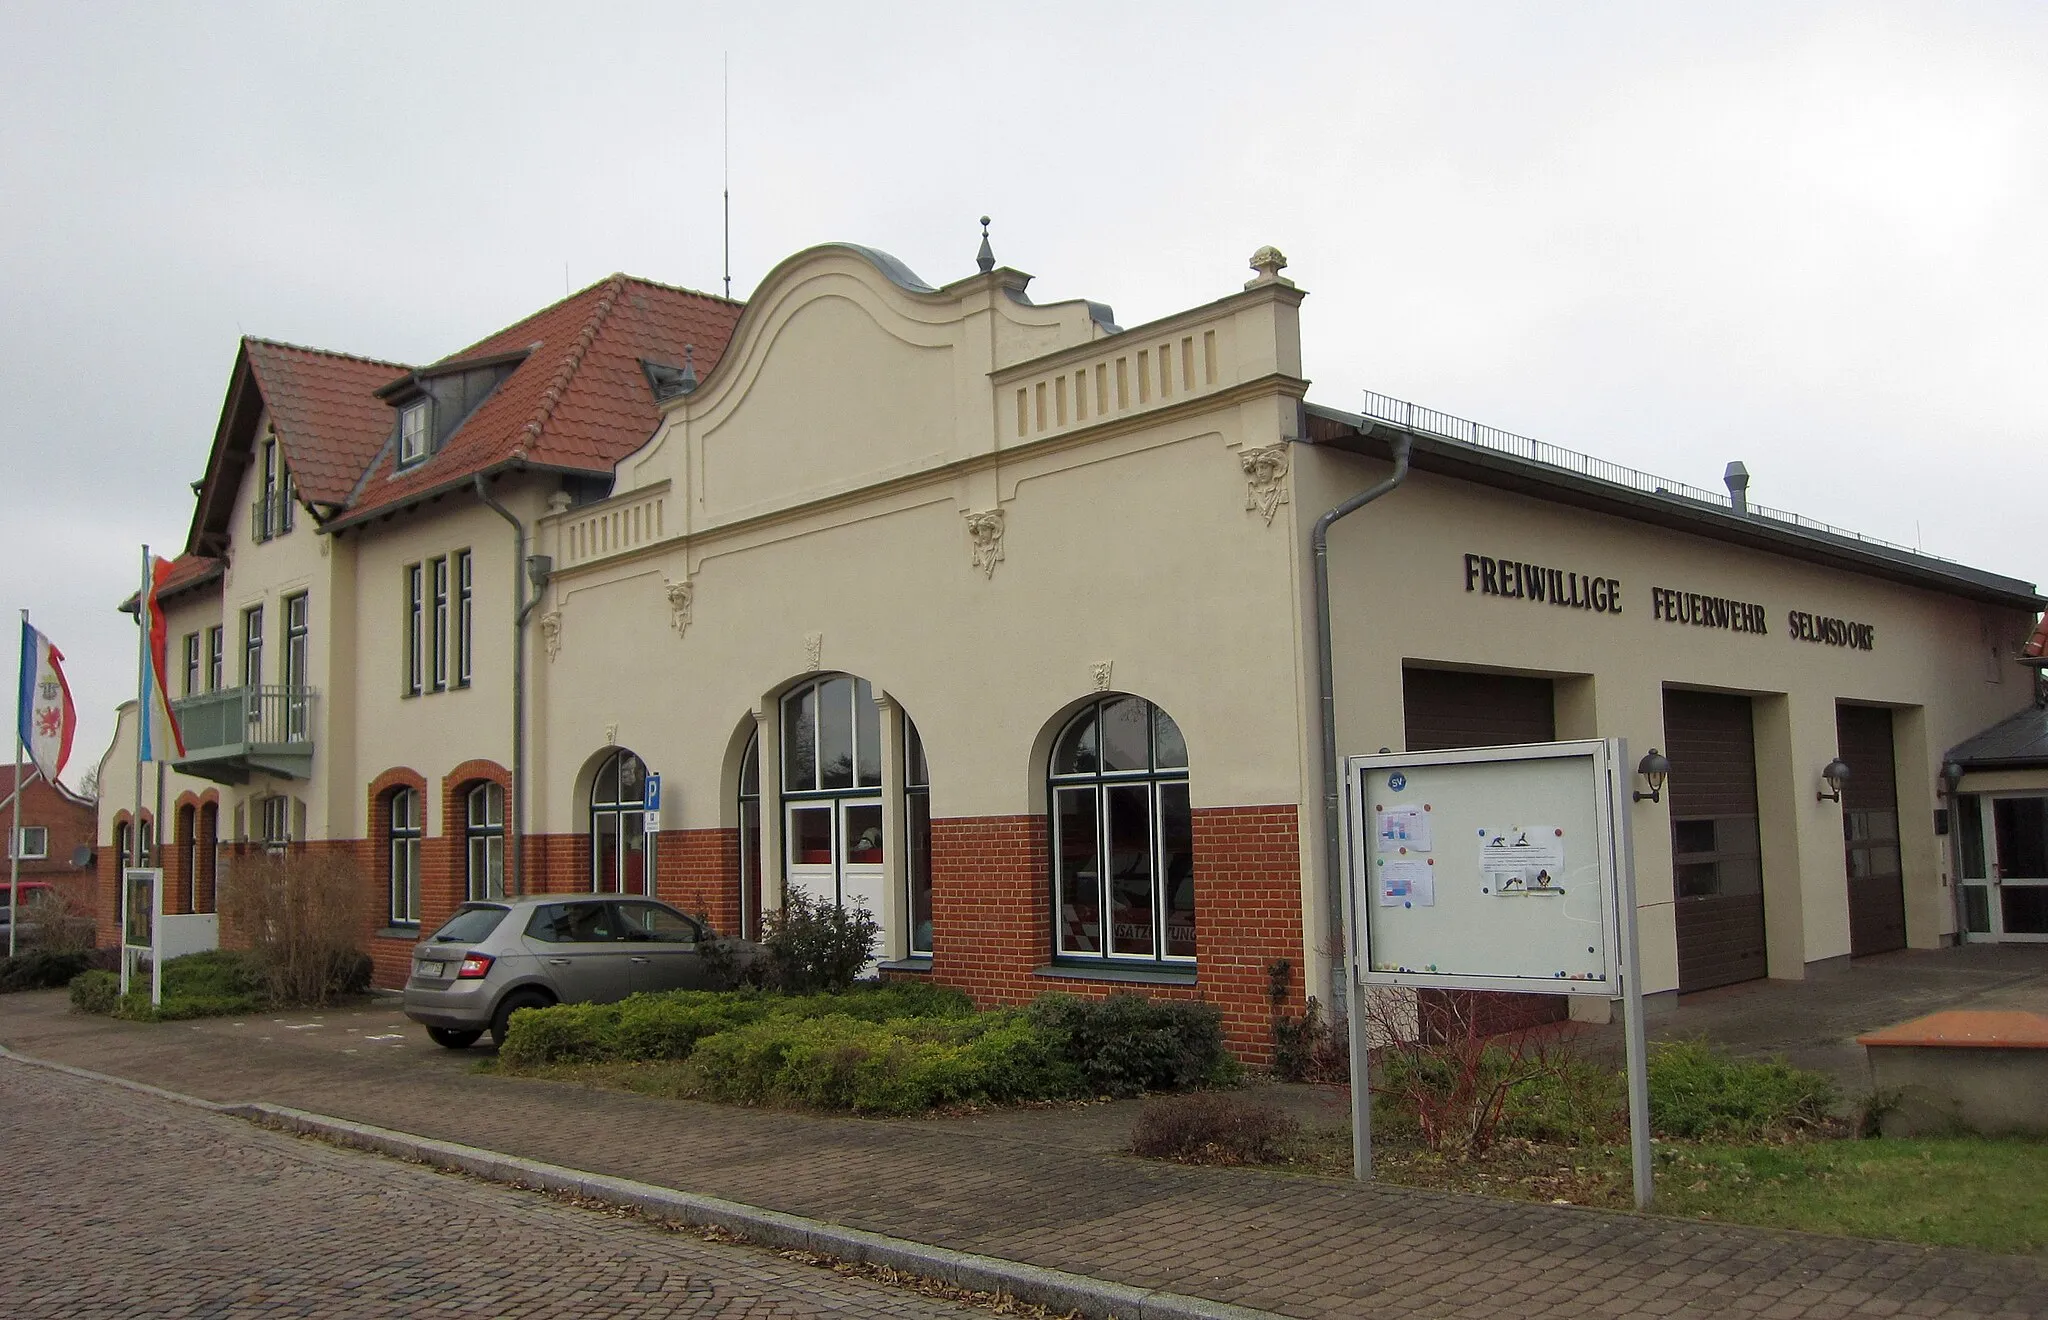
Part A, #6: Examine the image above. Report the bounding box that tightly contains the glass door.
[1988,795,2048,941]
[784,802,838,914]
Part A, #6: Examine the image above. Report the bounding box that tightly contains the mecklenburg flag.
[18,621,77,783]
[138,557,186,763]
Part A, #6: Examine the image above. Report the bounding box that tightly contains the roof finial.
[1246,245,1293,290]
[679,344,699,394]
[976,216,995,274]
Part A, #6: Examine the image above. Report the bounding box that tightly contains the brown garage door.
[1403,667,1563,1033]
[1837,705,1906,956]
[1403,668,1556,751]
[1664,690,1767,992]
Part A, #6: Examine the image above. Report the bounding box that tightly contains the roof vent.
[641,348,699,403]
[1723,461,1750,514]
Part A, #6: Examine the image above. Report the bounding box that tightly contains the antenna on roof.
[723,51,732,300]
[733,50,741,298]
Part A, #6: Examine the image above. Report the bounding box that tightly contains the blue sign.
[1387,772,1406,792]
[644,773,662,811]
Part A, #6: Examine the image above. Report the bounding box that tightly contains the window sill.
[877,957,933,974]
[1033,962,1196,987]
[374,926,422,942]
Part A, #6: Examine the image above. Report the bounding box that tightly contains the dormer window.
[399,400,432,468]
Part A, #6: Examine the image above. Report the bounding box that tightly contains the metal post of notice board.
[1342,738,1654,1210]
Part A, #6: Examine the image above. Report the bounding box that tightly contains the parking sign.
[644,773,661,811]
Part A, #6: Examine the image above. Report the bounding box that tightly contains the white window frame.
[389,787,422,926]
[398,400,431,468]
[10,826,48,860]
[454,549,473,688]
[466,782,505,901]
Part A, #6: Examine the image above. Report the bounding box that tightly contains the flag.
[18,620,77,783]
[138,556,186,763]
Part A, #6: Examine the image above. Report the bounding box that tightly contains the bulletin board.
[1344,740,1627,996]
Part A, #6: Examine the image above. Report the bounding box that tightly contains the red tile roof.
[330,276,740,528]
[119,552,224,613]
[242,340,411,506]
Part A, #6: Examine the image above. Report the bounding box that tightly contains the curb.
[1,1046,1281,1320]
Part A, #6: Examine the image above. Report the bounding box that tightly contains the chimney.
[1724,461,1750,514]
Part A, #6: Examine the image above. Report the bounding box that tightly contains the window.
[737,733,761,941]
[403,564,423,696]
[617,901,703,942]
[454,550,473,688]
[182,633,200,697]
[241,605,263,687]
[260,796,291,848]
[388,787,421,925]
[256,439,279,541]
[113,820,130,869]
[398,400,431,468]
[282,593,309,739]
[525,901,619,944]
[466,782,505,901]
[781,674,881,794]
[206,626,224,691]
[1048,696,1194,965]
[589,749,651,895]
[430,557,449,691]
[9,826,47,860]
[279,465,295,535]
[906,718,932,956]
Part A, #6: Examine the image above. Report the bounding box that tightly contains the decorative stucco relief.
[540,610,562,662]
[1241,444,1290,525]
[665,577,694,638]
[1091,661,1114,692]
[804,631,824,672]
[965,509,1005,578]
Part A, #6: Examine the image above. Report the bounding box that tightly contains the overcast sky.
[3,1,2042,791]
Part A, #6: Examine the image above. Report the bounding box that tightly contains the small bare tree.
[1362,985,1575,1159]
[218,851,367,1007]
[20,886,95,954]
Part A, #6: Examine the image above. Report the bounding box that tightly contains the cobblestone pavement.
[0,1060,976,1319]
[8,990,2048,1318]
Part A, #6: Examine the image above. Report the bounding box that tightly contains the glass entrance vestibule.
[1956,793,2048,941]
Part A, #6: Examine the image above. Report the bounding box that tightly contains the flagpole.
[125,545,150,996]
[8,609,24,960]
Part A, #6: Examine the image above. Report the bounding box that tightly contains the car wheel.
[426,1027,484,1050]
[489,988,555,1048]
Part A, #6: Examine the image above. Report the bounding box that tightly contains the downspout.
[1313,431,1412,1010]
[476,473,547,897]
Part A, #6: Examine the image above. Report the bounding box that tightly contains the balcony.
[169,685,316,785]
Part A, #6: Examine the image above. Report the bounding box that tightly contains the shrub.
[1131,1091,1300,1164]
[218,851,367,1007]
[70,969,118,1014]
[18,887,95,954]
[1273,995,1350,1084]
[1362,985,1579,1158]
[0,950,90,992]
[758,890,878,993]
[1648,1039,1838,1140]
[1027,993,1238,1097]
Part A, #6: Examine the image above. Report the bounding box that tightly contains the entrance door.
[783,798,890,963]
[1837,705,1906,956]
[1664,690,1767,992]
[1970,795,2048,942]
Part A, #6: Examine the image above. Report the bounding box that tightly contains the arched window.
[196,801,219,913]
[590,749,651,895]
[466,782,505,901]
[737,734,761,940]
[177,804,198,915]
[780,676,883,919]
[906,717,932,956]
[388,788,422,925]
[1048,696,1194,965]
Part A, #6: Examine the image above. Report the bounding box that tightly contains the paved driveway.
[0,1058,977,1319]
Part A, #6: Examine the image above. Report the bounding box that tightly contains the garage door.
[1403,667,1563,1034]
[1402,668,1555,752]
[1837,705,1906,956]
[1664,690,1767,992]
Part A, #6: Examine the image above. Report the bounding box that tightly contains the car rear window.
[428,904,510,944]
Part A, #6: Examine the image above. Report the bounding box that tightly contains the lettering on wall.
[1788,611,1875,651]
[1651,587,1768,635]
[1463,554,1622,614]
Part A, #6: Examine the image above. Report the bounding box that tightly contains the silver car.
[402,895,757,1049]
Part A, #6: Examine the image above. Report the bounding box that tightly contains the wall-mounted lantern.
[1633,749,1671,804]
[1937,761,1966,798]
[1818,758,1851,803]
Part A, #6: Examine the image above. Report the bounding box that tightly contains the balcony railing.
[169,684,316,784]
[249,490,294,543]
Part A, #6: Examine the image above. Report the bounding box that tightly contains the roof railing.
[1356,390,1946,563]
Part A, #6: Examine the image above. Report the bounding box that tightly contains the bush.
[758,890,878,993]
[70,969,118,1014]
[1273,995,1350,1083]
[685,1010,1082,1114]
[1131,1091,1300,1164]
[0,949,90,992]
[18,887,96,954]
[1362,985,1580,1158]
[1027,993,1238,1097]
[218,851,367,1007]
[1648,1039,1838,1140]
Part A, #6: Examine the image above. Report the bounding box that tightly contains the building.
[96,237,2043,1058]
[1944,619,2048,943]
[5,764,98,923]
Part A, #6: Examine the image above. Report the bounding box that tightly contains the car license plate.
[418,960,446,979]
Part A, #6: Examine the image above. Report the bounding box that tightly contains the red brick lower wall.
[919,806,1305,1064]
